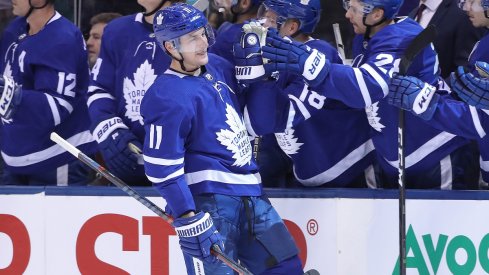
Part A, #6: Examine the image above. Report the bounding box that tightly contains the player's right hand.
[173,211,224,263]
[262,29,331,87]
[388,74,439,120]
[99,128,142,179]
[450,61,489,110]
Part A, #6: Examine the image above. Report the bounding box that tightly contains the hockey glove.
[97,125,143,179]
[173,212,224,263]
[0,75,22,120]
[262,29,330,87]
[233,31,266,83]
[388,74,439,120]
[450,61,489,109]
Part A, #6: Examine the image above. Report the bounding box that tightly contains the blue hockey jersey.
[88,13,171,143]
[141,54,262,217]
[245,39,375,186]
[314,17,469,187]
[208,22,243,63]
[0,13,96,173]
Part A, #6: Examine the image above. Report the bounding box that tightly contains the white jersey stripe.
[146,167,185,183]
[2,130,93,167]
[353,68,372,106]
[143,154,184,166]
[46,94,61,126]
[469,106,486,138]
[295,139,375,186]
[360,63,389,96]
[149,124,155,149]
[185,170,261,185]
[155,125,162,150]
[289,94,311,120]
[386,131,456,169]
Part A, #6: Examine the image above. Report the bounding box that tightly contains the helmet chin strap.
[25,0,50,18]
[144,0,167,17]
[362,14,387,41]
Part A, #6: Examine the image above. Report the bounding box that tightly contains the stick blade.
[398,24,437,75]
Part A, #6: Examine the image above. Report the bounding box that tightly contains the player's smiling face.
[345,0,367,34]
[179,28,210,68]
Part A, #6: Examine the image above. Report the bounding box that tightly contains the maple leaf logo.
[216,103,252,167]
[365,102,385,132]
[123,60,157,125]
[275,128,303,155]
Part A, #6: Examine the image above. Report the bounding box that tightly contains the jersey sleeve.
[87,23,121,135]
[13,33,89,129]
[141,81,196,218]
[427,93,489,140]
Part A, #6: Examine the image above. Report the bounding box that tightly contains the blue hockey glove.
[450,61,489,109]
[173,212,224,263]
[0,75,22,120]
[262,29,331,87]
[97,125,143,179]
[388,74,439,120]
[233,32,266,83]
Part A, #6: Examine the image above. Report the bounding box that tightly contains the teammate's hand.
[233,31,266,83]
[388,74,439,120]
[242,20,267,47]
[173,211,224,263]
[450,61,489,109]
[0,75,22,120]
[262,29,330,87]
[99,128,143,178]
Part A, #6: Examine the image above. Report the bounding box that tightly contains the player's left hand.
[173,212,224,263]
[0,75,22,120]
[450,61,489,109]
[388,74,439,120]
[262,29,330,87]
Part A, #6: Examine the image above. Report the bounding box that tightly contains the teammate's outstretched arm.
[388,73,489,140]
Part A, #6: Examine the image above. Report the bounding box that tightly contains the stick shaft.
[50,133,252,275]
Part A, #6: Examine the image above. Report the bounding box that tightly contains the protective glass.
[257,3,287,29]
[169,25,216,53]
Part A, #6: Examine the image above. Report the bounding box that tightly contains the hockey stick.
[50,132,253,275]
[396,24,437,275]
[332,23,347,63]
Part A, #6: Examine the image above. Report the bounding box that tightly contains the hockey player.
[387,0,489,186]
[257,0,477,189]
[0,0,97,185]
[239,0,376,187]
[87,0,185,185]
[143,3,303,274]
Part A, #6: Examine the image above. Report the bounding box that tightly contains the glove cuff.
[236,65,265,81]
[0,76,22,119]
[93,117,128,143]
[302,49,327,82]
[174,212,213,237]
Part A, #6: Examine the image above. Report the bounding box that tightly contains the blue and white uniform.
[402,32,489,185]
[245,39,376,187]
[142,53,301,274]
[0,12,96,185]
[88,13,171,184]
[313,17,472,189]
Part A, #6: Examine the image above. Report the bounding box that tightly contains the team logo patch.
[156,14,163,25]
[247,35,258,46]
